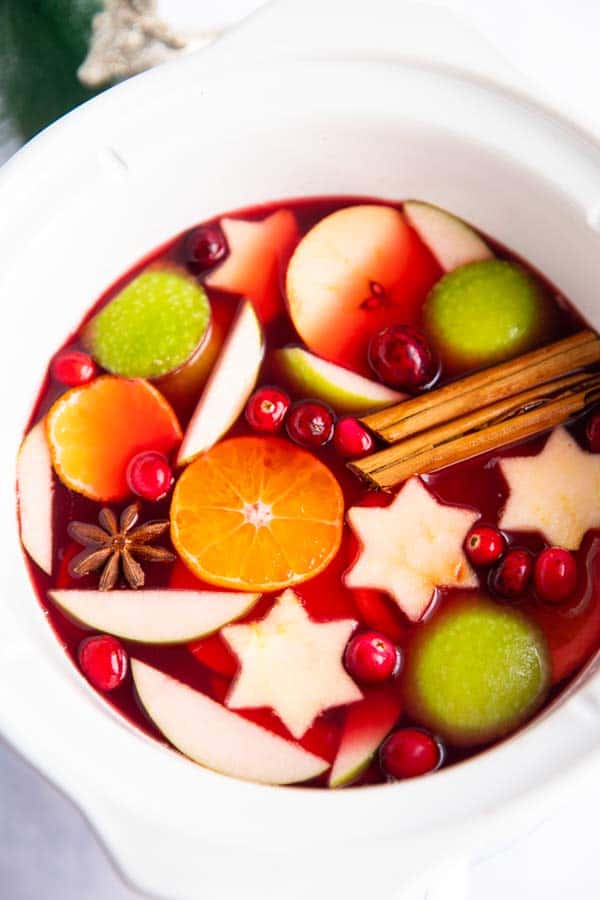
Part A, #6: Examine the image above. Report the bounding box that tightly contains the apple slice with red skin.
[48,589,260,644]
[131,659,329,784]
[206,210,299,324]
[329,687,402,788]
[404,201,493,272]
[17,420,54,575]
[286,204,441,375]
[176,299,264,465]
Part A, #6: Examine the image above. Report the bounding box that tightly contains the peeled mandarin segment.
[46,376,181,501]
[170,436,344,591]
[85,267,211,379]
[423,260,552,374]
[286,204,441,375]
[404,594,550,746]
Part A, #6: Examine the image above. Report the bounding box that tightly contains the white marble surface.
[3,1,600,897]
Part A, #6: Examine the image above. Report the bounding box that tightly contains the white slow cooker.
[2,2,600,898]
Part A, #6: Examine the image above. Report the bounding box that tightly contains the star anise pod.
[67,503,175,591]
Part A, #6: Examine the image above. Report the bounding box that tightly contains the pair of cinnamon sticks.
[351,330,600,489]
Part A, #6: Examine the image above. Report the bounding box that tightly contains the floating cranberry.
[286,400,335,449]
[126,451,173,501]
[344,630,400,685]
[465,525,506,566]
[493,548,533,598]
[368,325,439,391]
[333,417,374,458]
[534,547,578,604]
[79,635,127,692]
[586,410,600,452]
[186,223,227,269]
[380,728,442,780]
[51,350,97,386]
[245,387,290,434]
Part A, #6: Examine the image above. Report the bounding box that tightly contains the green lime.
[404,594,550,746]
[424,260,551,372]
[85,267,211,379]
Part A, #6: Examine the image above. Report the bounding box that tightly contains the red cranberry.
[344,630,400,684]
[465,525,506,566]
[126,451,173,501]
[186,223,227,269]
[79,635,127,692]
[493,548,533,598]
[534,547,578,604]
[286,400,335,448]
[333,417,374,458]
[587,410,600,452]
[51,350,97,386]
[380,728,442,780]
[245,387,290,434]
[368,325,439,391]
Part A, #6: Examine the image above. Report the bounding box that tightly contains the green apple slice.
[177,300,264,466]
[17,420,54,574]
[273,346,404,415]
[131,659,330,784]
[404,201,493,272]
[329,688,402,788]
[423,260,551,373]
[404,594,550,746]
[85,266,211,379]
[48,589,260,644]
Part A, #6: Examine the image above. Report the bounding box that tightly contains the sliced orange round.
[46,375,182,501]
[171,436,344,591]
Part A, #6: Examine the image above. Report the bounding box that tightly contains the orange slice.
[170,436,344,591]
[46,375,182,501]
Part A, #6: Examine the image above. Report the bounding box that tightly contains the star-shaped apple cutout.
[222,589,362,739]
[206,210,299,324]
[499,426,600,550]
[345,477,479,622]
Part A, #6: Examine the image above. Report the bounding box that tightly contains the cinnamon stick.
[351,371,600,490]
[363,329,600,444]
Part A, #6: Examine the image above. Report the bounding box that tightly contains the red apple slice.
[206,211,299,324]
[48,589,260,644]
[329,688,402,788]
[404,201,493,272]
[286,204,441,375]
[177,300,264,466]
[131,659,329,784]
[17,420,54,574]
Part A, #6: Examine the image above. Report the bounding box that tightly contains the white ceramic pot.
[3,2,600,898]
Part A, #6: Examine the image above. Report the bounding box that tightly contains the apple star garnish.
[345,477,479,622]
[206,210,298,324]
[499,426,600,550]
[222,589,362,738]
